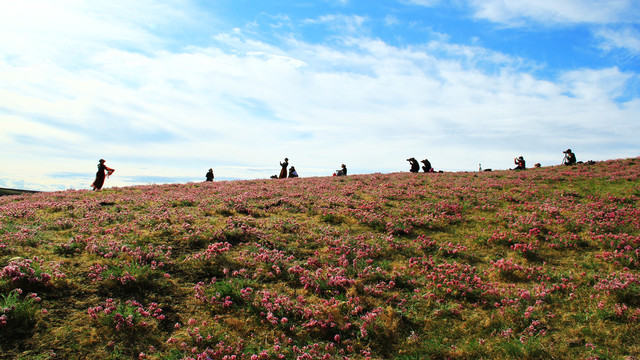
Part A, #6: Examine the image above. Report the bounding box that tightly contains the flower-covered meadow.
[1,158,639,359]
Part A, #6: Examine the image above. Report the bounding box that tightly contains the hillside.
[1,158,639,359]
[0,188,39,197]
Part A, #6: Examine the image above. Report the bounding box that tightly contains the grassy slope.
[1,158,639,359]
[0,188,39,197]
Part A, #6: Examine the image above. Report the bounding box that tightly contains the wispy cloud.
[595,26,640,56]
[384,15,400,27]
[467,0,640,27]
[303,14,369,35]
[401,0,442,7]
[0,1,639,191]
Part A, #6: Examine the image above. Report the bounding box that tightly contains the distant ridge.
[0,187,40,196]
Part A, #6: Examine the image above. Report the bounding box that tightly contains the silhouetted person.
[288,166,298,178]
[421,159,433,173]
[407,157,419,173]
[91,159,114,190]
[513,156,526,170]
[563,149,576,166]
[205,168,214,182]
[279,158,289,179]
[336,164,347,176]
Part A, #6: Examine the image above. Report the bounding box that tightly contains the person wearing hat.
[513,156,526,170]
[279,158,289,179]
[205,168,214,182]
[91,159,115,190]
[563,149,576,166]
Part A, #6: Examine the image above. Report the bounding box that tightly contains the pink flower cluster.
[87,298,165,331]
[1,157,639,358]
[0,257,65,286]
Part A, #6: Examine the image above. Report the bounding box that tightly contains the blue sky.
[1,0,639,191]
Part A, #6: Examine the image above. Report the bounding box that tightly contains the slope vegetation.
[1,158,639,359]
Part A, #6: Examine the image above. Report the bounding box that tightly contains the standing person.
[205,168,214,182]
[288,166,299,178]
[91,159,115,190]
[407,157,419,173]
[513,156,526,170]
[563,149,576,166]
[279,158,289,179]
[421,159,433,173]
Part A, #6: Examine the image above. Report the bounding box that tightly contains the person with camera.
[563,149,577,166]
[279,158,289,179]
[407,157,420,173]
[421,159,434,173]
[513,156,526,170]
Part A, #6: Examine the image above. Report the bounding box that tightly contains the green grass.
[0,188,39,197]
[0,158,639,359]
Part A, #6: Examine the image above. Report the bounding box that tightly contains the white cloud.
[0,1,639,191]
[384,15,400,27]
[559,67,633,100]
[595,26,640,56]
[304,14,369,35]
[402,0,442,7]
[467,0,640,26]
[0,0,188,61]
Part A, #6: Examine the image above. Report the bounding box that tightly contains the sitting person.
[336,164,347,176]
[421,159,433,173]
[513,156,526,170]
[288,166,299,178]
[407,157,420,173]
[563,149,576,166]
